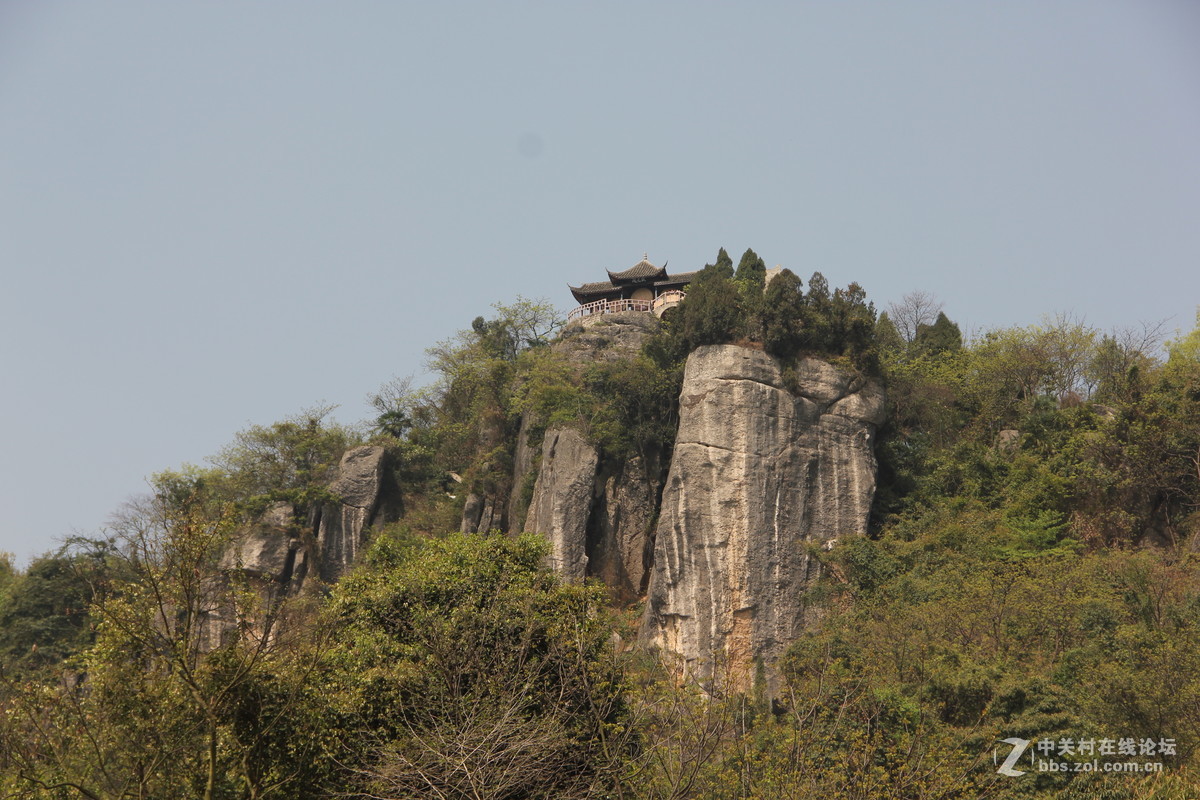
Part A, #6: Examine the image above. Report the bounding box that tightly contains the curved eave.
[569,284,619,304]
[607,266,668,284]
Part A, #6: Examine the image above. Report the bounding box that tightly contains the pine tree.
[876,312,905,354]
[702,247,734,279]
[762,269,806,359]
[913,311,963,355]
[734,248,767,290]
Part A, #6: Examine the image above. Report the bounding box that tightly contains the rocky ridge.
[219,314,886,687]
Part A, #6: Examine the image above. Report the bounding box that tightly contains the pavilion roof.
[608,256,668,283]
[568,257,698,305]
[569,280,619,301]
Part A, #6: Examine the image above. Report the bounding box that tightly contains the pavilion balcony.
[566,290,686,324]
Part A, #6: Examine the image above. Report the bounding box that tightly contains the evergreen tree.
[803,271,834,351]
[875,311,905,354]
[806,271,830,304]
[0,548,111,673]
[702,247,734,279]
[734,248,768,339]
[832,281,878,365]
[734,248,767,290]
[913,311,963,355]
[681,270,747,349]
[762,269,806,360]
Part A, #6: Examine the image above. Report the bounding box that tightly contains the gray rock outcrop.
[219,501,299,583]
[523,427,599,581]
[220,444,399,596]
[518,312,666,593]
[505,412,541,534]
[556,312,661,363]
[316,445,395,582]
[641,345,885,691]
[587,457,660,602]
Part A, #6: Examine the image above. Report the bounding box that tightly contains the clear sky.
[2,2,1198,564]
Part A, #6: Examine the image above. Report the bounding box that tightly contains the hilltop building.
[567,255,696,323]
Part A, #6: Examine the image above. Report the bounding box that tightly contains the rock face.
[316,445,396,582]
[517,312,667,597]
[222,444,400,594]
[523,427,600,581]
[463,314,665,538]
[505,412,541,534]
[521,423,662,601]
[641,345,885,691]
[219,502,298,582]
[555,312,661,363]
[587,457,660,601]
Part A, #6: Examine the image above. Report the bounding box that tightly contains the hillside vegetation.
[2,248,1199,799]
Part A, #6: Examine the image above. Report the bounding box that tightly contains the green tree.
[703,247,734,278]
[324,532,632,799]
[1168,310,1200,361]
[800,271,835,352]
[419,298,561,506]
[734,248,766,290]
[680,265,748,351]
[734,249,768,339]
[209,405,360,516]
[2,481,324,800]
[875,311,904,355]
[913,311,963,356]
[0,547,114,674]
[762,268,806,360]
[829,281,877,367]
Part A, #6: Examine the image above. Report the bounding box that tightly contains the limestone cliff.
[315,445,399,582]
[523,427,599,582]
[640,345,885,690]
[522,430,661,601]
[221,445,400,594]
[518,312,665,600]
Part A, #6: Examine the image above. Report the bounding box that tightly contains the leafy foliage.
[207,404,361,516]
[4,266,1200,798]
[0,546,114,674]
[321,531,632,799]
[1,481,327,800]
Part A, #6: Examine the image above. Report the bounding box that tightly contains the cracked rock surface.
[641,345,885,691]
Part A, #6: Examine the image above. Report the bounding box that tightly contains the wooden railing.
[567,298,653,322]
[566,290,688,323]
[654,290,686,309]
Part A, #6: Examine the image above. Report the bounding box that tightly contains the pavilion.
[567,255,697,323]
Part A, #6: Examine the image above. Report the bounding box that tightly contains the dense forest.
[2,248,1199,799]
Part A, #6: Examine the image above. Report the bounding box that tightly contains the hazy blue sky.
[2,2,1198,563]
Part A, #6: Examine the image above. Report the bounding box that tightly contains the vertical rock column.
[641,345,885,691]
[522,427,599,581]
[316,445,393,582]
